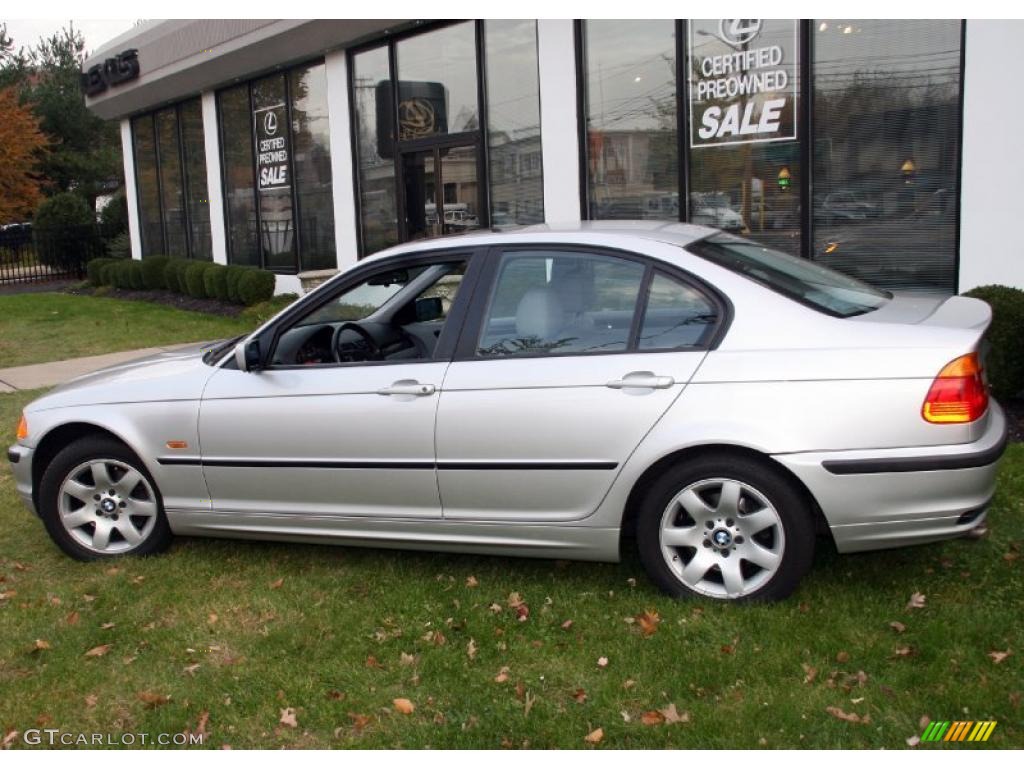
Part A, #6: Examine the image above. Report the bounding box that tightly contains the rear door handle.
[606,371,675,390]
[377,380,436,397]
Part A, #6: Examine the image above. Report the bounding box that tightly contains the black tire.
[636,452,815,602]
[38,436,173,561]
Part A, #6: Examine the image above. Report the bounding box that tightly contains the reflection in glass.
[353,46,400,255]
[812,20,961,292]
[155,108,187,257]
[440,145,481,235]
[179,99,212,260]
[218,84,259,266]
[485,20,544,228]
[402,151,437,240]
[688,19,801,255]
[584,20,678,220]
[396,21,479,136]
[290,63,335,271]
[253,74,295,272]
[131,116,163,256]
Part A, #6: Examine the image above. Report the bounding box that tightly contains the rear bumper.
[7,444,37,515]
[774,403,1008,553]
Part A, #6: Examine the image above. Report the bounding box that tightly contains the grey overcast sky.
[3,19,135,55]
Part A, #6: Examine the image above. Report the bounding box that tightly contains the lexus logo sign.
[717,19,763,47]
[264,110,278,136]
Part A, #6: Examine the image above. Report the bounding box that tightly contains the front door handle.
[377,380,436,397]
[606,371,675,390]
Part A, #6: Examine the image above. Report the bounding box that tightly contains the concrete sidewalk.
[0,344,195,393]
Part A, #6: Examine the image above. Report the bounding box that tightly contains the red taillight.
[922,353,989,424]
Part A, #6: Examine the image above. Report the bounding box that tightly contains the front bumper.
[7,444,37,515]
[774,402,1008,553]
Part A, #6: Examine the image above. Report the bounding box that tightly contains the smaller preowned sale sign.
[254,103,290,191]
[689,19,798,148]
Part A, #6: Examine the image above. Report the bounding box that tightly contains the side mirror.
[234,338,262,372]
[414,296,444,322]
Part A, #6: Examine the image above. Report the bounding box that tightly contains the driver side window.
[270,259,468,367]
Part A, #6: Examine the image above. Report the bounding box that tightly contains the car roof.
[365,221,719,262]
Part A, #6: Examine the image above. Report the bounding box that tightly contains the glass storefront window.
[155,108,187,257]
[180,100,212,260]
[131,115,162,256]
[484,20,544,228]
[352,45,401,254]
[687,19,801,255]
[583,20,679,220]
[218,84,259,266]
[290,63,336,271]
[252,74,296,272]
[395,21,479,138]
[812,20,962,292]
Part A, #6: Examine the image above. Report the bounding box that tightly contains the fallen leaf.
[84,644,112,658]
[989,649,1012,664]
[269,578,284,590]
[279,707,298,728]
[208,613,218,625]
[494,666,510,683]
[836,651,850,663]
[49,596,61,606]
[183,663,201,676]
[641,710,665,726]
[100,622,115,630]
[893,646,916,658]
[524,691,535,717]
[33,639,51,652]
[137,691,170,708]
[0,589,16,601]
[622,679,636,690]
[195,711,209,737]
[890,621,907,633]
[516,604,530,622]
[720,644,735,655]
[573,688,588,704]
[82,594,96,602]
[488,603,502,613]
[348,712,371,731]
[906,592,926,610]
[906,735,920,747]
[465,575,479,588]
[2,730,19,748]
[467,638,478,660]
[620,711,631,723]
[365,655,384,669]
[636,610,661,637]
[659,703,690,724]
[65,611,80,626]
[919,715,931,730]
[393,698,415,715]
[507,592,525,608]
[105,566,121,576]
[826,706,871,724]
[802,663,818,684]
[597,656,609,668]
[561,619,574,630]
[584,727,604,744]
[399,652,417,666]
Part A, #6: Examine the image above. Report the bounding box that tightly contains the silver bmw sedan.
[6,223,1007,602]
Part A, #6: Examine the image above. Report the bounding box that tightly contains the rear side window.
[638,273,719,350]
[688,234,889,318]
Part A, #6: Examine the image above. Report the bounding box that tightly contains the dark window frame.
[130,97,209,259]
[215,57,330,274]
[574,19,967,290]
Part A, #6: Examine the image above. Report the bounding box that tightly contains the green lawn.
[0,293,253,369]
[0,387,1021,749]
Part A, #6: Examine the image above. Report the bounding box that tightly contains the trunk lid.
[850,291,992,331]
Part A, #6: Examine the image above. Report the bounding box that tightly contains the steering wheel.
[332,322,384,363]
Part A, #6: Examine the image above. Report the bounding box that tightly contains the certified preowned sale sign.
[689,19,798,148]
[255,104,289,191]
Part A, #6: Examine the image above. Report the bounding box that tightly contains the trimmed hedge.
[237,268,276,307]
[89,255,277,307]
[964,285,1024,400]
[141,256,171,290]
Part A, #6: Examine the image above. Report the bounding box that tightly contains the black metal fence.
[0,225,111,285]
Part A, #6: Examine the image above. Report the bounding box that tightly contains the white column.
[201,91,229,265]
[119,119,142,260]
[325,48,359,270]
[959,20,1024,291]
[537,19,582,225]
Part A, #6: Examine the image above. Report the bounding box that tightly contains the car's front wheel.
[39,436,172,560]
[636,453,815,602]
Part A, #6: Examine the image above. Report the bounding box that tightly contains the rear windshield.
[688,234,889,318]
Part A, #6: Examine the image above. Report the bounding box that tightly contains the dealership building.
[82,19,1021,294]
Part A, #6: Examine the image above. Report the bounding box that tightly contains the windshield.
[687,234,890,318]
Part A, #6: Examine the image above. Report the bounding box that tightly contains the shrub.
[128,260,145,290]
[964,285,1024,400]
[237,268,276,307]
[163,259,190,294]
[87,257,118,287]
[33,192,98,268]
[110,260,133,289]
[224,265,249,304]
[106,232,132,260]
[99,261,120,286]
[185,261,214,299]
[141,256,170,290]
[202,263,229,301]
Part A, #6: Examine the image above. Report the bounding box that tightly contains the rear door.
[434,245,725,522]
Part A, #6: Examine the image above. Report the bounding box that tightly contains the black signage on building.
[255,103,290,191]
[81,49,140,97]
[375,80,448,159]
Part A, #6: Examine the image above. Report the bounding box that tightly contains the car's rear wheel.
[39,436,172,561]
[636,453,815,602]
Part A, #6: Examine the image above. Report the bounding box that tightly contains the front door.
[401,142,484,242]
[435,246,725,522]
[198,252,478,520]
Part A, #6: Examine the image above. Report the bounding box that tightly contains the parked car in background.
[8,223,1005,601]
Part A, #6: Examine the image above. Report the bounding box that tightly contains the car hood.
[25,339,226,413]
